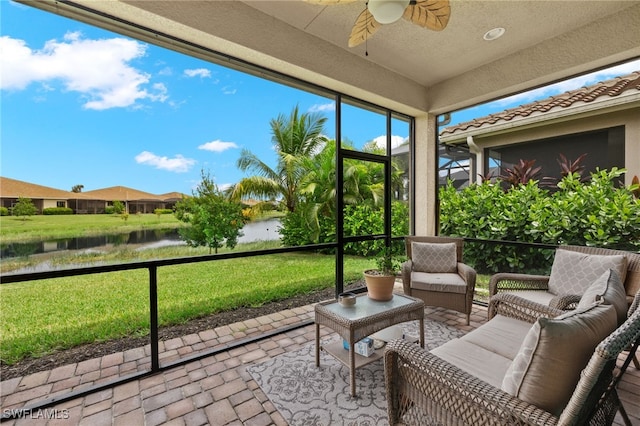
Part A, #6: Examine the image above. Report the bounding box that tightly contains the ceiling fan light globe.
[368,0,410,24]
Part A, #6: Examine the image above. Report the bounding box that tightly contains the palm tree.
[232,105,328,213]
[295,139,406,241]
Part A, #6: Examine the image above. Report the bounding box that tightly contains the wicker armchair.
[489,245,640,311]
[402,236,476,325]
[384,291,640,426]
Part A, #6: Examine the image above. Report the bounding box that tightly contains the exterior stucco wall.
[42,200,64,209]
[465,107,640,184]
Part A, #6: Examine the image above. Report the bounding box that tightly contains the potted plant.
[364,247,403,301]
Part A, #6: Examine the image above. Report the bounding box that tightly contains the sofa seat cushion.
[410,271,466,294]
[501,303,617,417]
[461,314,531,360]
[547,249,627,296]
[431,339,511,389]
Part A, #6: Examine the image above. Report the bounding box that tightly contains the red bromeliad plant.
[542,153,589,188]
[632,175,640,200]
[499,159,542,187]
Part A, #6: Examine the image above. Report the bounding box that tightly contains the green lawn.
[0,247,374,365]
[0,213,492,365]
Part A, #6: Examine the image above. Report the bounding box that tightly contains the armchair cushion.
[501,302,617,416]
[577,269,628,325]
[547,249,627,296]
[411,242,457,273]
[410,271,467,294]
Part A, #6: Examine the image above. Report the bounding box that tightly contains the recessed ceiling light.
[483,27,505,41]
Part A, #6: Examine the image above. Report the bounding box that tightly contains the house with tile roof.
[0,177,186,214]
[439,71,640,186]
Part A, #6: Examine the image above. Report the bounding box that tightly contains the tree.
[112,200,125,214]
[71,184,84,193]
[175,171,247,254]
[13,197,38,220]
[281,139,407,246]
[232,105,328,213]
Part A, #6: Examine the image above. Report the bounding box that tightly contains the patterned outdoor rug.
[247,318,464,426]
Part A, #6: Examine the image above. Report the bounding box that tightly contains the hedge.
[42,207,74,215]
[439,168,640,273]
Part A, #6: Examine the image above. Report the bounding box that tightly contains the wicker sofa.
[384,282,640,425]
[489,245,640,311]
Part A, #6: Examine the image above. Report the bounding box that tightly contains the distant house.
[439,71,640,187]
[0,177,186,214]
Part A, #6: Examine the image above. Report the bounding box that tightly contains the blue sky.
[1,1,638,195]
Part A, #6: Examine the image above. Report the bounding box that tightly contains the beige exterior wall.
[42,199,65,209]
[464,107,640,185]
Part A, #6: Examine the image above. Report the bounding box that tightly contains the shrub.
[280,201,409,257]
[154,208,173,216]
[104,206,116,214]
[439,168,640,273]
[43,207,74,215]
[0,207,8,216]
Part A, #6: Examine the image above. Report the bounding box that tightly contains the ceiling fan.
[305,0,451,47]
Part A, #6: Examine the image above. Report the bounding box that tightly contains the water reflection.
[0,218,281,259]
[1,229,181,259]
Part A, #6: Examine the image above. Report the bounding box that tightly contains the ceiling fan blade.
[304,0,359,4]
[348,8,382,47]
[403,0,450,31]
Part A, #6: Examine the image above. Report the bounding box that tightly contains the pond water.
[1,218,281,259]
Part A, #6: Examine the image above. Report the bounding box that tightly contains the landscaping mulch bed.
[1,283,365,381]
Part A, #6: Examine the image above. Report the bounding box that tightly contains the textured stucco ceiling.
[22,0,640,115]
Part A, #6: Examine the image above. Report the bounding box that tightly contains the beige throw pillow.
[411,242,457,273]
[501,303,617,416]
[577,269,628,325]
[547,249,627,296]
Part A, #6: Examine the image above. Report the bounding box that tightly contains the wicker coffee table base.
[314,293,425,397]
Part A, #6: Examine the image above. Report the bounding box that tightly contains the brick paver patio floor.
[1,288,638,425]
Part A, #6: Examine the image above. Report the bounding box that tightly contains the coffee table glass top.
[322,294,417,320]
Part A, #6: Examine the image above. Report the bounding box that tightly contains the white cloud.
[494,59,640,107]
[184,68,211,78]
[222,86,237,95]
[198,140,239,153]
[309,102,335,113]
[0,32,167,110]
[135,151,196,173]
[372,135,407,150]
[157,66,173,76]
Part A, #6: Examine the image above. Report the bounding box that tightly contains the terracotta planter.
[363,270,396,301]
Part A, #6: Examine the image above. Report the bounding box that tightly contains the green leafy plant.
[43,207,73,215]
[12,197,38,220]
[175,170,248,254]
[367,246,404,276]
[439,167,640,273]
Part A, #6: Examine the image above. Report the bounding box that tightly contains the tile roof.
[0,177,85,199]
[159,192,188,201]
[440,71,640,137]
[0,178,187,202]
[82,186,164,202]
